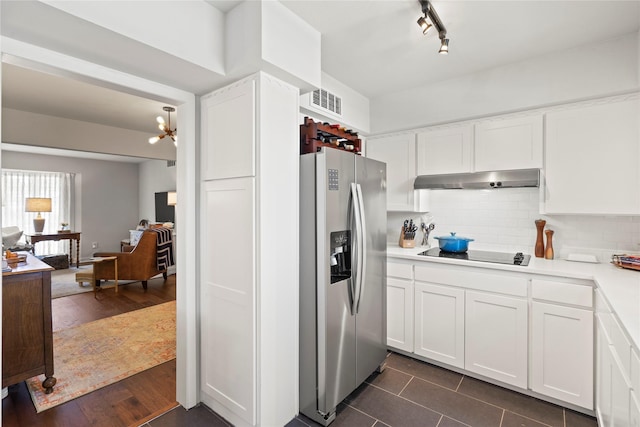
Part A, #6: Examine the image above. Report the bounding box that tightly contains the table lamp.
[25,197,52,234]
[167,191,177,206]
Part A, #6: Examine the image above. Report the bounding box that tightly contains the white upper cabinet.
[416,125,473,175]
[201,79,256,181]
[366,134,419,211]
[545,96,640,214]
[474,115,543,172]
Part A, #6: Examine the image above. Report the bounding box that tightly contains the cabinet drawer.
[388,262,413,280]
[415,265,527,297]
[531,279,593,308]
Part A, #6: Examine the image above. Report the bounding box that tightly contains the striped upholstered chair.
[91,230,171,290]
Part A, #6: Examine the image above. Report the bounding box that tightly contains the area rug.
[26,301,176,413]
[50,267,136,299]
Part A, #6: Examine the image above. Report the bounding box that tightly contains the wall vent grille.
[167,160,176,167]
[312,89,342,116]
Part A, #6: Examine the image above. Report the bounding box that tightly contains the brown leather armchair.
[93,230,168,290]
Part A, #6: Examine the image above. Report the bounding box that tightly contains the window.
[2,169,74,255]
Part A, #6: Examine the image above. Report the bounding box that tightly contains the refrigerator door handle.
[355,183,367,313]
[350,182,363,316]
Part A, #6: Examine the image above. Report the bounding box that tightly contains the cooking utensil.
[421,222,435,246]
[434,232,474,253]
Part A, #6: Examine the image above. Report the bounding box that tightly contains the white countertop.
[387,245,640,351]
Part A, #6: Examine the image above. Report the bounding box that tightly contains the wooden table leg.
[75,237,80,268]
[114,258,118,294]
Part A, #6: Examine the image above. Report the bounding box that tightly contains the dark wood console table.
[27,231,81,268]
[2,254,56,393]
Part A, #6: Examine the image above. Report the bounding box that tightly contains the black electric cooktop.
[418,248,531,266]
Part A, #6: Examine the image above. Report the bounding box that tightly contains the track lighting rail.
[417,0,450,54]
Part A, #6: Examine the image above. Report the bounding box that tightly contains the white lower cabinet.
[596,290,635,427]
[631,392,640,427]
[388,258,604,414]
[465,290,528,388]
[531,301,593,409]
[414,282,464,368]
[597,315,613,426]
[610,345,631,426]
[387,277,414,352]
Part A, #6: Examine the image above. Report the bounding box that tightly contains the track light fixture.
[149,106,177,147]
[417,0,450,55]
[417,15,432,35]
[439,38,449,54]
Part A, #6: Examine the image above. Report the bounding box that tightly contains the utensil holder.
[399,228,416,248]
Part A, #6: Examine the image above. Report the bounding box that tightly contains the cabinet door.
[465,291,528,388]
[596,315,613,427]
[201,178,256,425]
[610,344,631,427]
[631,392,640,427]
[366,134,416,211]
[416,125,473,175]
[414,282,465,368]
[545,98,640,214]
[531,302,593,409]
[474,115,543,172]
[202,79,256,180]
[387,277,414,352]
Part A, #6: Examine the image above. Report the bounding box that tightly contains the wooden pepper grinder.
[545,229,554,260]
[534,219,546,258]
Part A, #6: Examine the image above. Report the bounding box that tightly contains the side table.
[27,232,81,268]
[76,257,118,297]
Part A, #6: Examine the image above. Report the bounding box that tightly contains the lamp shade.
[167,191,177,206]
[25,198,52,213]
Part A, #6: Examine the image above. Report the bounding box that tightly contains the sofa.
[1,226,34,253]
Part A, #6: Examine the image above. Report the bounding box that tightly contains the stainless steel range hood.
[414,169,540,190]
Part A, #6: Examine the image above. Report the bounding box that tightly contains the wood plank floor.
[2,274,178,427]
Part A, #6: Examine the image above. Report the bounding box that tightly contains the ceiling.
[281,0,640,100]
[2,0,639,144]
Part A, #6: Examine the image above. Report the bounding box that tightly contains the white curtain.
[2,169,74,255]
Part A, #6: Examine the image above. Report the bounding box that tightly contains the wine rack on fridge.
[300,117,362,155]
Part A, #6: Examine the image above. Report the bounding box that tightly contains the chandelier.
[148,106,177,147]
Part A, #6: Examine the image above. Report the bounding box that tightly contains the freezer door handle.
[355,183,367,314]
[350,183,363,316]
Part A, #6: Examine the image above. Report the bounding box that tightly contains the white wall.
[2,150,140,256]
[372,33,640,134]
[300,71,371,134]
[39,0,225,75]
[388,188,640,262]
[226,0,321,93]
[3,109,176,160]
[138,159,177,223]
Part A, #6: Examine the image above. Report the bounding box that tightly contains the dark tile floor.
[144,352,599,427]
[291,352,598,427]
[143,404,232,427]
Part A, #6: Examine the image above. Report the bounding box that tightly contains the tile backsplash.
[387,188,640,262]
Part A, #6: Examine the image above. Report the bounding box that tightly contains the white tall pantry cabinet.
[200,73,299,427]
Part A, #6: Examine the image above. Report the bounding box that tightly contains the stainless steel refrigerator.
[299,148,387,426]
